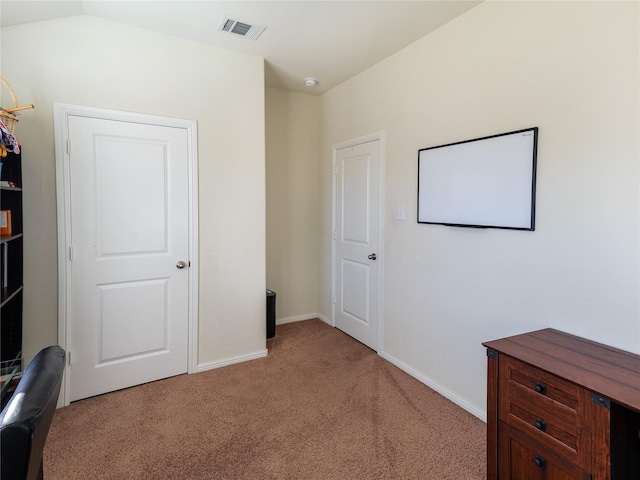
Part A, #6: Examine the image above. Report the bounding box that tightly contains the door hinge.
[333,230,337,240]
[66,139,71,155]
[332,295,337,305]
[333,165,337,175]
[68,351,72,366]
[69,245,74,260]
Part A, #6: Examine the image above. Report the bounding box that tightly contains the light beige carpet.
[44,319,486,479]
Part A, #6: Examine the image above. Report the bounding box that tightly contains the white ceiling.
[1,1,481,94]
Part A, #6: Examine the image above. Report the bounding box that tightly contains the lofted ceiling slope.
[1,1,482,94]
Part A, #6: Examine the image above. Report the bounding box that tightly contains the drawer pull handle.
[534,455,546,468]
[534,382,547,395]
[535,418,547,432]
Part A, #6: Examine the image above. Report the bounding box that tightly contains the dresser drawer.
[501,356,580,409]
[498,422,589,480]
[499,356,585,462]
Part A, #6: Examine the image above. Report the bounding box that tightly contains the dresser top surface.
[483,328,640,413]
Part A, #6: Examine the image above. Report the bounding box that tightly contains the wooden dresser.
[483,329,640,479]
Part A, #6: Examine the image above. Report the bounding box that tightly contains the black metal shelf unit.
[1,150,23,364]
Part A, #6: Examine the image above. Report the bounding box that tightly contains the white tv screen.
[418,127,538,230]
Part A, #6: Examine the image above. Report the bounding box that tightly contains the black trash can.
[266,289,276,339]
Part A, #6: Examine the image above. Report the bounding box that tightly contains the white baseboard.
[192,320,486,423]
[276,313,318,325]
[195,349,268,373]
[275,314,485,421]
[276,313,332,326]
[378,350,486,422]
[193,314,326,373]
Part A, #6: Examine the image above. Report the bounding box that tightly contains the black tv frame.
[417,127,538,231]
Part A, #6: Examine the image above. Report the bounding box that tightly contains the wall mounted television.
[417,127,538,231]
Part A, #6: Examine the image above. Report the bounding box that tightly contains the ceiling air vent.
[218,16,266,41]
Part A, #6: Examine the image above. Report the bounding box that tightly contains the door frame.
[331,131,385,352]
[53,104,199,406]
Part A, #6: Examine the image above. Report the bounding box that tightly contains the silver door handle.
[176,261,187,269]
[368,253,377,260]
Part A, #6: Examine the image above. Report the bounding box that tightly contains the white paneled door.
[334,139,380,350]
[67,115,190,402]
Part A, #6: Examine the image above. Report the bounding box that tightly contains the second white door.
[67,114,190,402]
[334,139,380,351]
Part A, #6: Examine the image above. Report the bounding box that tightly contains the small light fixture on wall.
[304,77,318,87]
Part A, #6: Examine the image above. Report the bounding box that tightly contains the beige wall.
[2,1,638,421]
[1,15,266,366]
[265,88,321,322]
[320,1,639,417]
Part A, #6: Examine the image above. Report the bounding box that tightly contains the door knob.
[368,253,377,260]
[176,261,187,269]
